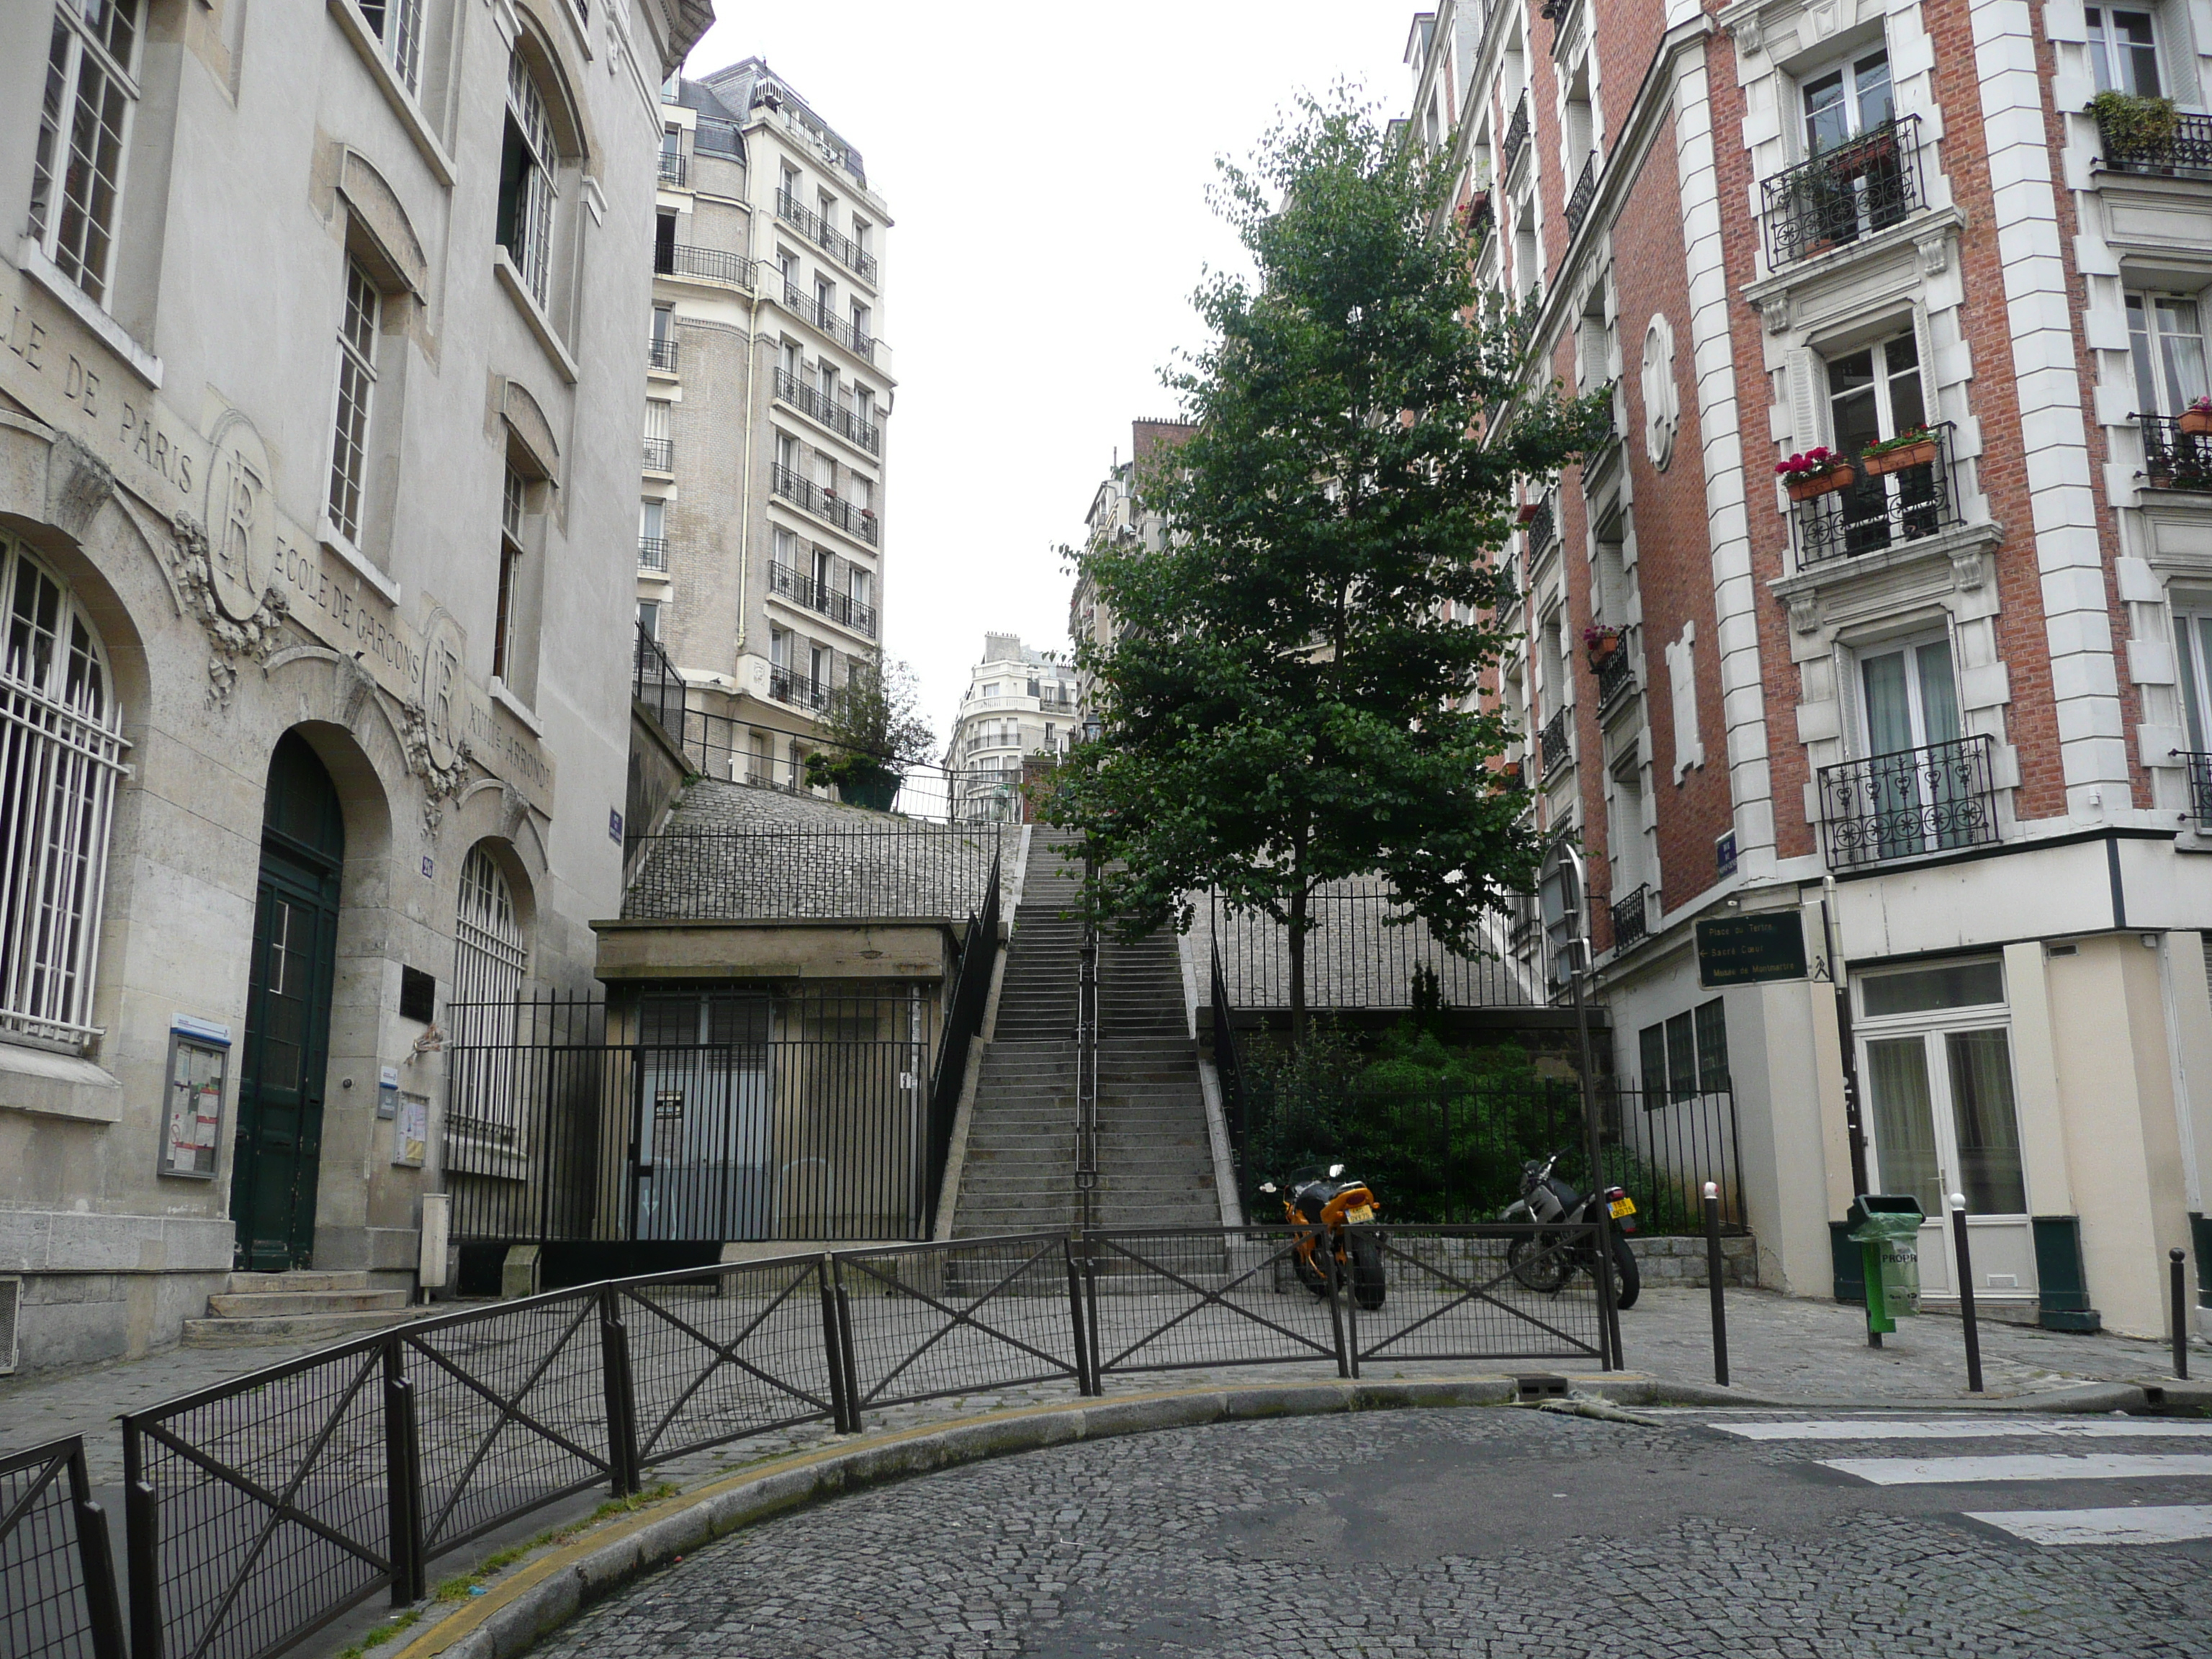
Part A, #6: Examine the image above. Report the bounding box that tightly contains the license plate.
[1346,1204,1375,1223]
[1609,1197,1636,1218]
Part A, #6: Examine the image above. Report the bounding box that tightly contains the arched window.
[497,50,560,307]
[454,843,526,1006]
[0,536,127,1050]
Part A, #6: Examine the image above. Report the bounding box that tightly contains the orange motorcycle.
[1259,1162,1387,1310]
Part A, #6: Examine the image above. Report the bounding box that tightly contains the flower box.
[1784,464,1855,500]
[1516,503,1540,523]
[2180,406,2212,436]
[1862,439,1937,475]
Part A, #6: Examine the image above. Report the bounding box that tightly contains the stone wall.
[1628,1232,1758,1289]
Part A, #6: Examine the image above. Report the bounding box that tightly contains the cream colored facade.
[943,634,1075,822]
[0,0,706,1372]
[640,59,894,789]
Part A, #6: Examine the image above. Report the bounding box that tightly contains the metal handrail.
[773,188,881,284]
[1760,114,1924,269]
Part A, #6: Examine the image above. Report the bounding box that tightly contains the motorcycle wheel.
[1611,1234,1642,1310]
[1348,1231,1386,1310]
[1290,1238,1331,1297]
[1506,1234,1574,1295]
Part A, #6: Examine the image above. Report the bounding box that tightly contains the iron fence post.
[832,1256,864,1432]
[1950,1195,1984,1394]
[120,1421,161,1659]
[598,1287,642,1496]
[1704,1184,1730,1388]
[1062,1236,1097,1396]
[1323,1238,1352,1380]
[819,1255,856,1432]
[68,1440,125,1659]
[382,1341,427,1603]
[1081,1233,1104,1388]
[2175,1247,2193,1382]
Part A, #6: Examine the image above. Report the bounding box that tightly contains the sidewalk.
[5,1285,2203,1485]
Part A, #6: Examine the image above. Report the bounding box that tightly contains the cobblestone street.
[533,1406,2212,1658]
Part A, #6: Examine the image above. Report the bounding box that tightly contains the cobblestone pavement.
[534,1406,2212,1658]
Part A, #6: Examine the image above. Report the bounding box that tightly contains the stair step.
[183,1307,444,1345]
[223,1271,371,1294]
[206,1290,412,1316]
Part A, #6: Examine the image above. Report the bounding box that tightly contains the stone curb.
[374,1368,2193,1659]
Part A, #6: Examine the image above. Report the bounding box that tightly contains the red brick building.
[1398,0,2212,1336]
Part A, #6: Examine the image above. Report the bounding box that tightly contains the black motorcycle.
[1498,1149,1641,1309]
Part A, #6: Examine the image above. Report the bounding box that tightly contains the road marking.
[1821,1453,2212,1485]
[1964,1504,2212,1545]
[1717,1419,2212,1442]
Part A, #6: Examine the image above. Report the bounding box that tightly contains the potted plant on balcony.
[1776,446,1855,500]
[2089,89,2180,168]
[1861,424,1938,475]
[1516,500,1541,523]
[1582,623,1624,668]
[2181,395,2212,437]
[801,649,933,813]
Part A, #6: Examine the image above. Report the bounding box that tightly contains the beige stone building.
[943,634,1076,821]
[1069,418,1190,729]
[640,58,894,789]
[0,0,707,1372]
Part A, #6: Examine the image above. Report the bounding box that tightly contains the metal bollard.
[1702,1183,1729,1388]
[2175,1248,2193,1382]
[1949,1193,1983,1394]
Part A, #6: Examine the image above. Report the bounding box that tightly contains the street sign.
[1695,911,1807,986]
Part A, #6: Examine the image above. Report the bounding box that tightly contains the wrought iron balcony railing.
[655,243,755,289]
[642,436,673,473]
[1524,500,1557,560]
[1564,152,1599,238]
[1595,637,1635,709]
[774,189,880,284]
[2180,749,2212,828]
[2095,104,2212,178]
[647,336,678,372]
[1791,421,1961,567]
[768,561,878,638]
[768,665,829,711]
[1501,91,1530,176]
[1760,114,1925,269]
[638,534,667,570]
[1816,733,1999,870]
[1539,708,1571,775]
[773,369,882,456]
[657,150,688,186]
[780,287,889,369]
[2137,412,2212,490]
[770,462,881,544]
[1609,884,1648,950]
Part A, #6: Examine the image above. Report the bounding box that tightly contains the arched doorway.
[230,733,345,1271]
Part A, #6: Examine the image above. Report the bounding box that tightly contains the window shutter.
[1787,347,1821,446]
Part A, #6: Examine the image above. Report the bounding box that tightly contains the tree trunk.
[1287,884,1308,1053]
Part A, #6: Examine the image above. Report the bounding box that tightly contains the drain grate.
[1514,1373,1570,1401]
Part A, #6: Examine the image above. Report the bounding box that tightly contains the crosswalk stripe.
[1821,1453,2212,1485]
[1716,1419,2212,1443]
[1964,1504,2212,1545]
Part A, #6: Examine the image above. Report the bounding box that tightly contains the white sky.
[680,1,1414,747]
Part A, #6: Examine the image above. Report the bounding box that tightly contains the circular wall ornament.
[202,410,277,621]
[1642,313,1680,472]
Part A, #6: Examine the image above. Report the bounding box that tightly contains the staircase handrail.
[1209,940,1251,1200]
[1074,853,1100,1230]
[925,845,1001,1232]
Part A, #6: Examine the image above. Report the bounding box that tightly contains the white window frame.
[29,0,144,308]
[500,52,559,307]
[359,0,426,96]
[326,257,382,547]
[0,536,128,1053]
[2127,289,2211,418]
[495,464,525,681]
[1799,45,1894,158]
[2086,4,2166,96]
[2175,601,2212,750]
[1853,627,1961,759]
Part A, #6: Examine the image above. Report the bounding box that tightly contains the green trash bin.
[1847,1195,1926,1336]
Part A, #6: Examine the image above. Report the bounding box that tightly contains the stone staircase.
[183,1271,440,1346]
[949,830,1220,1237]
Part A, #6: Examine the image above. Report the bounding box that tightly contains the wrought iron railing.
[1206,884,1547,1013]
[928,855,1001,1223]
[779,286,888,369]
[647,335,678,372]
[1524,499,1557,558]
[1564,151,1599,237]
[770,462,881,544]
[1791,421,1961,565]
[1760,114,1924,269]
[657,150,688,186]
[768,661,829,709]
[773,369,882,455]
[638,534,667,570]
[0,1435,122,1659]
[1595,637,1634,709]
[774,189,880,284]
[1540,708,1571,775]
[2138,412,2212,490]
[1501,91,1530,176]
[1609,884,1648,950]
[632,620,685,741]
[768,559,878,637]
[2179,749,2212,828]
[1816,734,2000,870]
[655,243,754,289]
[642,435,673,472]
[2095,104,2212,178]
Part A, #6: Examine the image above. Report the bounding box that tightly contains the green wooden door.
[231,736,344,1272]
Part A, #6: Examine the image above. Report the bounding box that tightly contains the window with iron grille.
[449,843,527,1155]
[29,0,143,307]
[326,258,381,546]
[0,536,127,1052]
[358,0,426,95]
[498,52,558,307]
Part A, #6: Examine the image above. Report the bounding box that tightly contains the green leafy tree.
[1046,90,1608,1041]
[804,650,935,811]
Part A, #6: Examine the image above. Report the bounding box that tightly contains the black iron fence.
[631,622,684,742]
[2095,104,2212,178]
[2,1435,121,1659]
[2138,412,2212,490]
[1760,114,1925,268]
[1206,886,1545,1014]
[1791,421,1962,565]
[1816,734,2000,871]
[91,1223,1613,1659]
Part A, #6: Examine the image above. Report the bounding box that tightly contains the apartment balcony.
[1501,91,1530,176]
[1609,884,1649,950]
[770,462,881,544]
[768,664,829,712]
[2094,104,2212,179]
[773,369,881,456]
[768,561,878,639]
[779,287,891,371]
[2180,750,2212,829]
[774,189,880,285]
[642,436,674,474]
[1523,500,1557,562]
[1816,734,1999,871]
[1563,152,1599,238]
[656,243,755,289]
[1760,114,1925,270]
[1790,423,1961,567]
[638,535,667,570]
[657,151,688,187]
[1539,708,1570,776]
[1594,637,1635,711]
[2136,412,2212,490]
[647,336,678,372]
